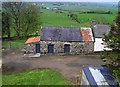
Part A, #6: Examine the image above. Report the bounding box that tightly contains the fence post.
[14,42,15,48]
[8,41,11,48]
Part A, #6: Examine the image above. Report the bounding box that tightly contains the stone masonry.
[24,41,94,54]
[40,41,94,54]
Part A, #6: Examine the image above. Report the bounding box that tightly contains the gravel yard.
[2,49,104,84]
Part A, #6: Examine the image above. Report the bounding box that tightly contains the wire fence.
[2,41,24,49]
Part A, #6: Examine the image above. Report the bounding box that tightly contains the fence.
[2,41,24,49]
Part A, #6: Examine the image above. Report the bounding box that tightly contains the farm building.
[24,26,94,54]
[92,24,112,52]
[81,66,117,86]
[24,36,40,53]
[40,26,94,54]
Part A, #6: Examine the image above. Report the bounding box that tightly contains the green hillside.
[40,9,117,27]
[41,10,80,27]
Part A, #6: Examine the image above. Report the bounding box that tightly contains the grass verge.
[2,69,73,85]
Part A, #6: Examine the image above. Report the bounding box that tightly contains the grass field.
[77,13,117,26]
[2,69,72,85]
[39,2,117,27]
[41,9,80,27]
[40,9,117,27]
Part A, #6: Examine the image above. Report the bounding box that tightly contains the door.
[48,44,54,54]
[64,44,70,53]
[35,43,40,53]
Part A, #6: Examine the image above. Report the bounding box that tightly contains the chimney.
[91,20,97,26]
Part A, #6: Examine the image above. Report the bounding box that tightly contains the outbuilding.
[24,26,95,54]
[24,36,40,53]
[40,26,94,54]
[92,24,112,52]
[81,66,117,86]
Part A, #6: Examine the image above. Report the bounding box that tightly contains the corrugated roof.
[83,66,116,86]
[81,28,94,42]
[25,36,40,44]
[41,26,83,42]
[93,24,110,38]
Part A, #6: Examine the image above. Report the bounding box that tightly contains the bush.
[101,51,120,85]
[113,68,120,85]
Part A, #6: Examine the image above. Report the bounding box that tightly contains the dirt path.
[2,49,104,84]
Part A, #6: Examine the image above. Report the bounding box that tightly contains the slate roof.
[41,26,83,42]
[92,24,110,38]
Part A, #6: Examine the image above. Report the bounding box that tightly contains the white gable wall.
[94,38,112,52]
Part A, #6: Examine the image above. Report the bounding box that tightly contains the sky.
[31,0,119,2]
[2,0,120,2]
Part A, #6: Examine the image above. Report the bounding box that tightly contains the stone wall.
[24,41,94,54]
[40,41,64,54]
[83,42,94,53]
[40,41,94,54]
[24,43,36,53]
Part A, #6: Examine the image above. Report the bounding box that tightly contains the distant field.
[40,2,117,12]
[41,9,80,27]
[77,13,117,26]
[60,5,117,13]
[40,9,117,27]
[39,2,118,27]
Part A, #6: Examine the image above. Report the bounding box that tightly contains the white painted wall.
[94,38,112,52]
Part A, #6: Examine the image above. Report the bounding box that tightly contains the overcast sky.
[32,0,119,2]
[2,0,120,2]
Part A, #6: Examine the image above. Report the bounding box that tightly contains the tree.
[2,2,25,37]
[2,2,41,38]
[69,14,80,23]
[2,12,11,40]
[104,14,120,51]
[102,10,120,67]
[21,3,41,37]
